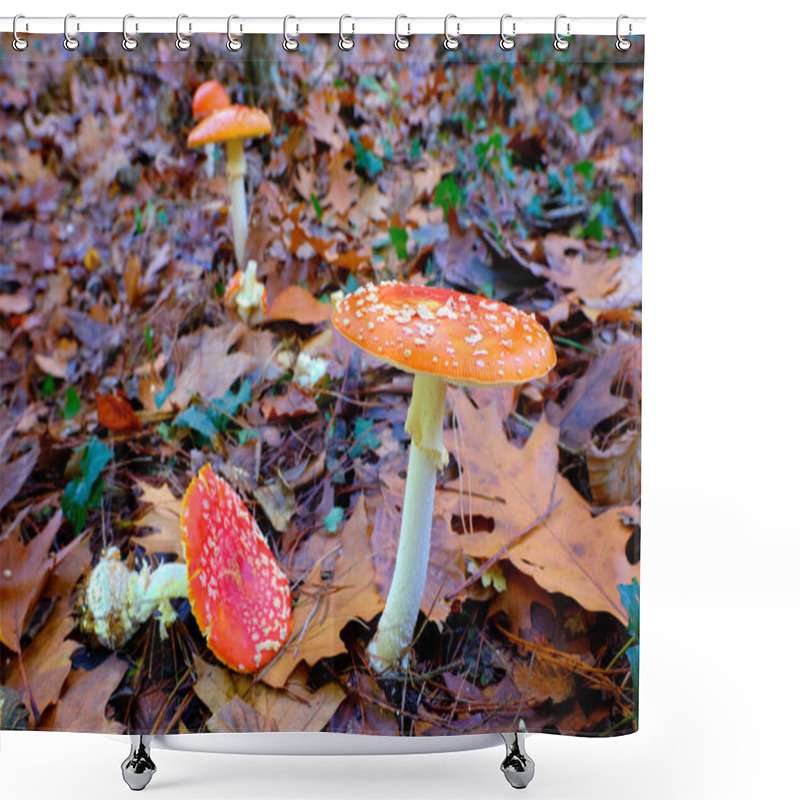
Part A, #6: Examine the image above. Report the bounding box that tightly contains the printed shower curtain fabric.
[0,30,642,738]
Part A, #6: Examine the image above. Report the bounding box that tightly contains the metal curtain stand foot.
[500,731,535,789]
[121,735,156,791]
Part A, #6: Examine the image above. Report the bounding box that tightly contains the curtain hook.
[227,15,243,52]
[339,15,355,51]
[63,13,79,51]
[616,14,632,51]
[283,15,299,51]
[122,15,138,51]
[394,15,410,51]
[12,14,29,51]
[175,14,191,51]
[443,14,460,51]
[499,14,516,51]
[553,14,570,51]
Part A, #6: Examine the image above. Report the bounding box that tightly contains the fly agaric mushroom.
[332,281,556,674]
[187,105,272,268]
[224,259,268,325]
[192,80,231,178]
[181,464,293,674]
[79,547,188,650]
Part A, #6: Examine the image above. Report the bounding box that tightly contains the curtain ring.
[553,14,570,51]
[443,14,460,51]
[339,15,355,51]
[283,15,299,51]
[12,15,29,51]
[175,14,191,51]
[122,14,138,51]
[394,15,410,51]
[227,15,242,51]
[499,14,515,51]
[616,15,632,51]
[63,13,79,51]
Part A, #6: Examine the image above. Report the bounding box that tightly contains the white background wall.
[3,1,799,798]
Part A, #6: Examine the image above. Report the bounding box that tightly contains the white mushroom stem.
[204,143,216,178]
[225,137,247,268]
[82,548,188,650]
[129,561,189,631]
[366,373,448,674]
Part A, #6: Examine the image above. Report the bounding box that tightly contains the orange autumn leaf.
[441,394,638,624]
[0,511,63,652]
[39,655,127,733]
[6,597,78,719]
[268,285,332,326]
[260,496,383,688]
[96,392,142,432]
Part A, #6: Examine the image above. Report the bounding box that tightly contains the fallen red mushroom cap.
[192,80,231,119]
[181,464,292,673]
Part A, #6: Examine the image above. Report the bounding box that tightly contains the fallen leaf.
[207,695,278,733]
[587,428,641,507]
[254,478,297,533]
[541,235,622,302]
[34,353,68,380]
[443,672,484,703]
[166,322,257,410]
[441,395,637,624]
[123,254,142,305]
[194,656,345,732]
[130,481,185,562]
[323,150,357,215]
[260,384,318,421]
[96,393,142,432]
[267,285,332,326]
[44,533,92,599]
[260,496,383,687]
[582,251,642,311]
[0,443,39,514]
[0,510,63,652]
[7,597,78,717]
[304,90,343,151]
[511,658,576,705]
[548,344,630,451]
[39,655,127,733]
[281,452,327,491]
[0,292,33,316]
[63,309,112,350]
[488,564,557,636]
[83,247,101,271]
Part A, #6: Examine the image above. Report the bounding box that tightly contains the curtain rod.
[1,16,646,37]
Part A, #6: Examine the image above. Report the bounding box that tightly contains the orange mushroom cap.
[181,464,292,674]
[187,105,272,148]
[332,281,556,386]
[223,270,243,306]
[192,80,231,119]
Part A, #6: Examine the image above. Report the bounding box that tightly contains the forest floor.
[1,33,641,737]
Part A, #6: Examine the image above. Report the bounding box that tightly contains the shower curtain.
[0,28,642,739]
